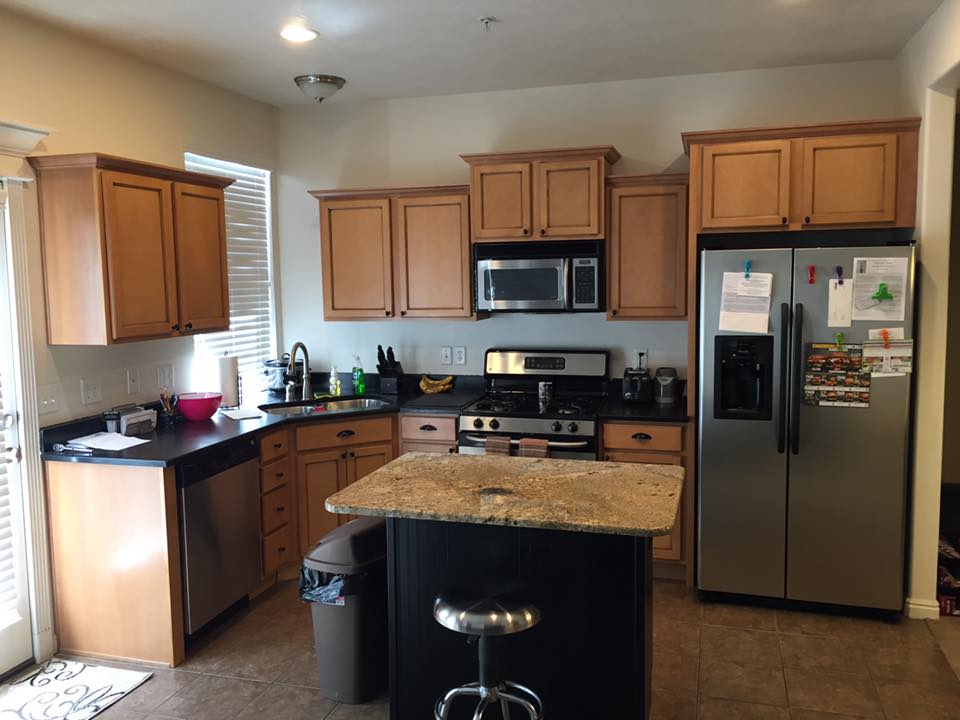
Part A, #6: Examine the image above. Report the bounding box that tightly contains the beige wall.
[275,60,907,377]
[1,8,276,424]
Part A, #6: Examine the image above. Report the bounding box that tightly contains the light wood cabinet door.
[470,163,532,240]
[297,449,347,553]
[701,140,791,230]
[173,183,229,332]
[608,184,686,319]
[801,134,898,226]
[535,159,602,238]
[347,442,395,487]
[395,194,472,317]
[320,198,394,318]
[100,171,179,340]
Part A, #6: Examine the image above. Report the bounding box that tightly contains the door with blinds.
[0,189,32,672]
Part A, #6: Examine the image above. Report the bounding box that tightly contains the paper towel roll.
[218,355,240,408]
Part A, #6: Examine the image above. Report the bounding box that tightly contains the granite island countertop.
[325,452,683,537]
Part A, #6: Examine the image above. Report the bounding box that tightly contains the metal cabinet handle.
[419,424,438,432]
[384,311,391,317]
[604,454,611,461]
[400,310,407,316]
[185,322,194,330]
[349,450,355,457]
[631,432,652,441]
[540,228,546,236]
[611,309,618,316]
[804,216,811,224]
[341,452,347,459]
[337,429,355,439]
[171,323,180,331]
[276,505,285,512]
[273,442,283,449]
[448,447,456,453]
[278,546,287,553]
[276,472,285,479]
[780,217,788,225]
[522,228,529,235]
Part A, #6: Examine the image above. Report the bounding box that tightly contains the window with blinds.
[184,153,277,391]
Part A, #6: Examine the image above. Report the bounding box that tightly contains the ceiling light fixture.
[280,22,317,43]
[294,74,346,103]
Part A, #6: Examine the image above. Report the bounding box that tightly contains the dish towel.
[518,438,550,458]
[485,435,512,455]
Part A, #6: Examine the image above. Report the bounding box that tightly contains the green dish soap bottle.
[352,355,366,395]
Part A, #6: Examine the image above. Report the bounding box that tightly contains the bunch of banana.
[419,374,455,394]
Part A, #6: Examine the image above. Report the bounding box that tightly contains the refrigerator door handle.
[791,302,804,455]
[777,302,790,454]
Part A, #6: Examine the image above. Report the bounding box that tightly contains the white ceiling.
[1,0,942,106]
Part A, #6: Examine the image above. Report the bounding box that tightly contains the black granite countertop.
[597,396,689,423]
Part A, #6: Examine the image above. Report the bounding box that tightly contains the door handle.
[791,303,804,455]
[777,303,790,454]
[419,424,438,432]
[0,446,22,464]
[631,432,652,441]
[336,429,355,439]
[0,412,17,430]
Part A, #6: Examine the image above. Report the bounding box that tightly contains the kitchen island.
[326,452,683,720]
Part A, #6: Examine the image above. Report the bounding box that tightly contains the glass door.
[0,188,32,673]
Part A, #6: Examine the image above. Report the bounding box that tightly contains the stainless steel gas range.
[457,349,608,460]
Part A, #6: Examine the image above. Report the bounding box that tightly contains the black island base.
[385,518,653,719]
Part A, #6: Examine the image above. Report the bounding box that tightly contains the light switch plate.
[37,384,60,416]
[80,378,102,406]
[440,346,452,365]
[157,363,175,390]
[453,347,466,365]
[126,367,141,395]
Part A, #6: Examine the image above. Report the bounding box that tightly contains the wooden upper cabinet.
[319,197,394,319]
[800,134,898,226]
[470,163,532,239]
[395,194,472,318]
[28,154,233,345]
[100,171,180,340]
[535,158,602,238]
[608,177,687,319]
[462,146,619,241]
[700,140,791,230]
[173,182,230,332]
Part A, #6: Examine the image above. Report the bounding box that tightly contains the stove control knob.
[567,422,579,433]
[551,421,562,432]
[489,419,500,430]
[473,418,484,429]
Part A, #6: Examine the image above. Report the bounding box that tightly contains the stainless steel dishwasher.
[179,436,261,634]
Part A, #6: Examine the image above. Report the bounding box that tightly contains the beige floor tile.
[650,689,697,720]
[778,633,869,677]
[863,640,958,685]
[789,710,883,720]
[325,699,389,719]
[203,640,303,682]
[699,697,789,719]
[701,626,782,667]
[273,645,323,689]
[783,667,881,717]
[703,603,778,631]
[96,707,149,720]
[652,650,699,695]
[653,618,701,657]
[699,658,787,706]
[233,683,337,720]
[654,581,703,623]
[106,669,200,714]
[927,617,960,680]
[151,674,268,720]
[876,678,960,720]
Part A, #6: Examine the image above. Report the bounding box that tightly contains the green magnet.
[872,282,894,301]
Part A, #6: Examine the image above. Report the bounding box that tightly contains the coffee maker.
[622,352,653,403]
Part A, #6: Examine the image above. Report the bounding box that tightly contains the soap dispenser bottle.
[352,355,366,395]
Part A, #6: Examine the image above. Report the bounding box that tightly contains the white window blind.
[184,153,277,390]
[0,371,15,616]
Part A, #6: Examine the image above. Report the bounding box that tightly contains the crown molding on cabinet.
[27,153,234,189]
[606,172,689,188]
[309,184,469,200]
[460,145,621,166]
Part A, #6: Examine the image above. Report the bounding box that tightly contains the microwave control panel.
[571,258,599,308]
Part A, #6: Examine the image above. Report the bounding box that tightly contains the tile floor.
[53,580,960,719]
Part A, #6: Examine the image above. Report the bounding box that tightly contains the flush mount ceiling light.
[280,21,317,42]
[294,74,346,103]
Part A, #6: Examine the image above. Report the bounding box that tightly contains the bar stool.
[432,590,544,720]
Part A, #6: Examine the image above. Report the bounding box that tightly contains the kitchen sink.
[258,397,394,417]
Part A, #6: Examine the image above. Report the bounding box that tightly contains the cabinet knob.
[171,323,180,331]
[539,228,546,236]
[341,452,347,459]
[385,310,391,317]
[781,217,788,225]
[605,454,611,461]
[611,309,618,316]
[448,447,456,453]
[273,442,283,449]
[400,310,407,317]
[277,505,285,512]
[804,216,811,224]
[276,472,284,479]
[522,228,529,236]
[278,546,286,553]
[349,450,355,457]
[185,322,193,330]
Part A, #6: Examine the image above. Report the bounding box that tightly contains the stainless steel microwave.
[475,241,602,312]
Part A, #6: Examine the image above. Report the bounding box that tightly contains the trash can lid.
[304,516,386,574]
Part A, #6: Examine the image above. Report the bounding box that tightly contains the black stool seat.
[433,591,541,636]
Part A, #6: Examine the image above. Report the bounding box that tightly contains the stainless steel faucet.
[286,342,312,401]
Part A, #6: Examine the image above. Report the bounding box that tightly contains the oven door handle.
[463,435,589,449]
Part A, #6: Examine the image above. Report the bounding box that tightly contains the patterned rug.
[0,657,151,719]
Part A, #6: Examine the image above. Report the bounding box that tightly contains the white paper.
[867,327,905,341]
[827,279,853,328]
[851,257,908,322]
[719,271,772,334]
[863,340,913,377]
[69,432,150,451]
[220,408,263,421]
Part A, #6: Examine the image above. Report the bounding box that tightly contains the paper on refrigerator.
[718,272,772,333]
[851,257,908,322]
[827,279,853,328]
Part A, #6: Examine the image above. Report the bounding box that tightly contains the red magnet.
[807,265,816,285]
[881,329,891,349]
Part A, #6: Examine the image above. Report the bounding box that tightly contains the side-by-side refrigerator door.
[698,248,793,597]
[787,246,914,610]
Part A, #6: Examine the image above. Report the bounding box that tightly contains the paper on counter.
[851,257,908,322]
[220,408,263,420]
[718,271,772,334]
[827,279,853,328]
[867,327,905,341]
[863,340,913,376]
[69,432,150,451]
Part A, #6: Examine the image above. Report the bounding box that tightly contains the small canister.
[654,367,680,404]
[103,410,120,433]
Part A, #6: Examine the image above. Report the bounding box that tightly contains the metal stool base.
[434,680,543,720]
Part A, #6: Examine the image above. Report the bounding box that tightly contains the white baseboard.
[905,597,941,620]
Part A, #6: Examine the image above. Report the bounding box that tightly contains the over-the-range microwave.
[475,240,602,312]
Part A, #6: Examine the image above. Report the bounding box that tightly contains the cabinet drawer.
[262,524,295,576]
[260,456,290,494]
[400,440,458,455]
[296,416,393,451]
[261,484,292,535]
[399,414,456,443]
[602,423,682,453]
[260,429,289,463]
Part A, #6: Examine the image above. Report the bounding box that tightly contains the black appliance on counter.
[262,354,307,394]
[458,348,608,459]
[622,352,653,403]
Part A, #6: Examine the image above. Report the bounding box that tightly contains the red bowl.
[177,392,222,421]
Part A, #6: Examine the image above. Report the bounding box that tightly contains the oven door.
[476,258,569,311]
[458,432,596,460]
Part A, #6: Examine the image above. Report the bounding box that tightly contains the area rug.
[0,657,151,719]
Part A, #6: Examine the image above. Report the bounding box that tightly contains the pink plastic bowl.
[177,392,222,421]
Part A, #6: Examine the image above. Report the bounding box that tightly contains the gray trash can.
[300,517,387,704]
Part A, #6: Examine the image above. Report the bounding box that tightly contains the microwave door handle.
[562,258,571,310]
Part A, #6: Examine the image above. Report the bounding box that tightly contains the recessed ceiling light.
[280,23,317,43]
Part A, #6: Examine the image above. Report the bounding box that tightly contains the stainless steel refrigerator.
[697,242,914,610]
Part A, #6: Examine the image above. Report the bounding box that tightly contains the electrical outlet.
[126,367,141,395]
[80,378,102,406]
[157,363,175,390]
[453,346,466,366]
[630,347,650,368]
[440,346,452,365]
[37,384,60,416]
